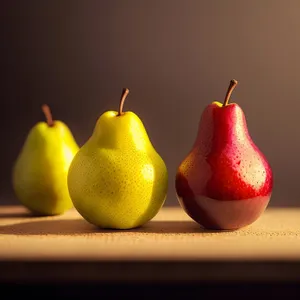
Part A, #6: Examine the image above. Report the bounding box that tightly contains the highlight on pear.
[175,79,273,230]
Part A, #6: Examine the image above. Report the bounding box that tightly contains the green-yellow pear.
[12,105,79,216]
[67,88,168,229]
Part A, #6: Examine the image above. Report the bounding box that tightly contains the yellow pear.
[12,105,79,216]
[67,88,168,229]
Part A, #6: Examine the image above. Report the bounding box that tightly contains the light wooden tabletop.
[0,205,300,283]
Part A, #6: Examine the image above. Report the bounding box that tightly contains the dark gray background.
[1,0,299,207]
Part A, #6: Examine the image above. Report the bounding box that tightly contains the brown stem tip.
[223,79,238,106]
[118,88,130,116]
[41,104,54,126]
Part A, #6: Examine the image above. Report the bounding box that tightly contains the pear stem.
[41,104,54,127]
[223,79,238,106]
[118,88,130,116]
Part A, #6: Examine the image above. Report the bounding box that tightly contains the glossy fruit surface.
[67,89,168,230]
[175,80,273,230]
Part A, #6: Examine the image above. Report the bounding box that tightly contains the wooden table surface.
[0,205,300,284]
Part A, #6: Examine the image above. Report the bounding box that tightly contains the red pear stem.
[41,104,54,127]
[223,79,238,106]
[118,88,130,116]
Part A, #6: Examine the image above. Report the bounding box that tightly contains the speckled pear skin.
[175,96,273,230]
[67,110,168,230]
[12,121,80,216]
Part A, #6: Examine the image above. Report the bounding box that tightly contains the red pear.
[175,79,273,230]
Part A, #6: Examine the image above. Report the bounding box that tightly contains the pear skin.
[12,105,79,216]
[175,80,273,230]
[67,88,168,230]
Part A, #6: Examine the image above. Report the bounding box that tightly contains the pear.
[67,88,168,229]
[175,80,273,230]
[12,105,79,216]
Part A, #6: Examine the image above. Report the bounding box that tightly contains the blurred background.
[1,0,299,207]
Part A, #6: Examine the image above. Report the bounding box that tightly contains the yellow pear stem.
[41,104,54,127]
[118,88,130,116]
[223,79,238,106]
